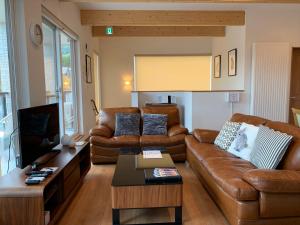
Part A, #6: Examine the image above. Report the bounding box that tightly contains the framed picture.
[214,55,221,78]
[228,49,237,76]
[85,54,92,83]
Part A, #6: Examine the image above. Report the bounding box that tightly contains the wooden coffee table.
[111,154,183,225]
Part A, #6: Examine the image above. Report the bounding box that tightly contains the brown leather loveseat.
[185,113,300,225]
[90,106,188,164]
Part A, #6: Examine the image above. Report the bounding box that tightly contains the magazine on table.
[144,168,182,183]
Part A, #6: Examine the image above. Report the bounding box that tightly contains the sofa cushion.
[185,135,234,162]
[90,135,140,148]
[115,113,140,136]
[142,114,168,135]
[265,121,300,171]
[227,123,259,161]
[99,107,140,131]
[214,121,241,150]
[140,134,185,147]
[141,106,180,128]
[202,157,258,201]
[250,125,293,169]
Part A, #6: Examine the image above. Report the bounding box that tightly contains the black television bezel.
[17,103,60,169]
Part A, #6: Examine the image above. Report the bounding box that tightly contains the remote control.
[26,170,52,176]
[25,179,41,185]
[30,173,49,178]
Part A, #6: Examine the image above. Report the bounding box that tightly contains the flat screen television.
[17,103,60,169]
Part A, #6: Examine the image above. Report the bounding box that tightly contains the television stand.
[0,141,90,225]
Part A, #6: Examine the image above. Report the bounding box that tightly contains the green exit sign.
[106,26,113,35]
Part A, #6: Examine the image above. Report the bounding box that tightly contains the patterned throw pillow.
[214,121,241,150]
[142,114,168,135]
[250,125,293,169]
[115,113,140,136]
[227,123,259,161]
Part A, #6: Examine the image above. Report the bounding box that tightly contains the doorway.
[289,48,300,124]
[93,52,101,112]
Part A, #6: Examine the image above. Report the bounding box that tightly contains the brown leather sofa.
[90,106,188,164]
[186,113,300,225]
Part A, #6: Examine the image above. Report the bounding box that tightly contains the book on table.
[144,168,182,184]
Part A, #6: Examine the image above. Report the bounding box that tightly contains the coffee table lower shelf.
[112,184,183,225]
[112,206,182,225]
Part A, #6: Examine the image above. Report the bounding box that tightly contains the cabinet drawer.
[64,166,80,199]
[64,156,79,179]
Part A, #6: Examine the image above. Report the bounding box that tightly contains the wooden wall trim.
[92,26,226,37]
[81,10,245,26]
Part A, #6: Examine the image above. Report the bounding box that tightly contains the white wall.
[211,26,246,91]
[99,5,300,130]
[14,0,99,134]
[99,37,212,108]
[244,6,300,117]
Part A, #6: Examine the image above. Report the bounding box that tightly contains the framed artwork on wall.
[228,49,237,76]
[85,54,92,83]
[214,55,221,78]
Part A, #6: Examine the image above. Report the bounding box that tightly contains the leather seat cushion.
[185,135,234,162]
[140,134,185,147]
[90,135,140,147]
[202,157,258,201]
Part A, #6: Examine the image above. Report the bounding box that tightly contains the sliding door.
[42,19,78,136]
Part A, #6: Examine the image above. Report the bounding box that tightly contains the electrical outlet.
[225,92,240,103]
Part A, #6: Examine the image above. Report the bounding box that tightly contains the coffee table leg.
[112,209,120,225]
[175,206,182,225]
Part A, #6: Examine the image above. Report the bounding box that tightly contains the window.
[42,19,78,136]
[134,55,212,91]
[0,0,16,175]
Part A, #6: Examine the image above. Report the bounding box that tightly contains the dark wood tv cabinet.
[0,142,90,225]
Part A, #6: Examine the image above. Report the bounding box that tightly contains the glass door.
[59,32,77,135]
[0,0,17,175]
[42,20,78,137]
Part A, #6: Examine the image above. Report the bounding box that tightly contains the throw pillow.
[214,121,241,150]
[114,113,140,136]
[227,123,259,161]
[250,125,293,169]
[142,114,168,135]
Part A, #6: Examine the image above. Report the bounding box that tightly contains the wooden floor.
[56,163,229,225]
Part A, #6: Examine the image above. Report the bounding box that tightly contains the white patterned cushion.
[214,121,241,150]
[227,123,259,161]
[250,125,293,169]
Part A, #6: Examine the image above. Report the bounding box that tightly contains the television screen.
[18,103,60,168]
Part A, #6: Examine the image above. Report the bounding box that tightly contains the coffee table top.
[112,154,178,187]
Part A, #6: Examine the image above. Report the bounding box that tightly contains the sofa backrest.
[141,106,180,128]
[99,107,140,131]
[265,121,300,170]
[230,113,268,126]
[230,113,300,171]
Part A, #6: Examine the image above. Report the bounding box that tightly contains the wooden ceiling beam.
[81,10,245,26]
[92,26,226,37]
[62,0,300,3]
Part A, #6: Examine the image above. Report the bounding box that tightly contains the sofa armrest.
[192,129,219,144]
[89,125,113,138]
[168,125,188,137]
[243,169,300,193]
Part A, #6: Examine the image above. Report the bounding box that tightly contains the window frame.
[0,0,19,175]
[42,18,80,137]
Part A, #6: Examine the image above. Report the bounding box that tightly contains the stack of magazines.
[144,168,182,183]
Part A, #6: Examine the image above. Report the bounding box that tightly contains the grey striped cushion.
[142,114,168,135]
[115,113,140,136]
[250,125,293,169]
[214,121,241,150]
